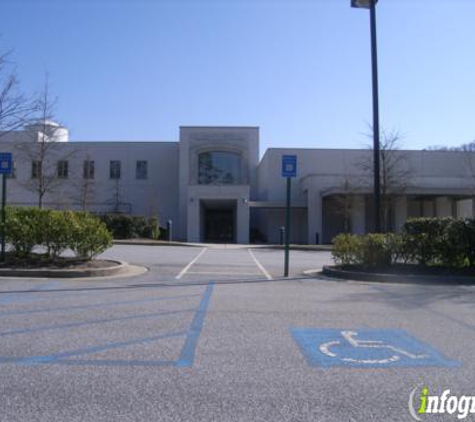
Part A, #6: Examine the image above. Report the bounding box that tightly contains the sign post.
[281,155,297,277]
[0,153,13,262]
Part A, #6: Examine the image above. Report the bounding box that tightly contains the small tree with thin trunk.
[328,174,360,234]
[16,76,74,208]
[358,129,412,232]
[106,178,123,213]
[71,152,97,211]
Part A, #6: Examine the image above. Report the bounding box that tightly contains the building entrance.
[201,200,236,243]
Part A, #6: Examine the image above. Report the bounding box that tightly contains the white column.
[307,189,322,244]
[394,196,408,232]
[187,197,200,242]
[435,196,452,217]
[457,199,473,218]
[350,196,365,234]
[423,200,435,217]
[236,200,250,244]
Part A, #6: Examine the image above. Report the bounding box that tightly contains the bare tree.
[72,152,97,211]
[107,178,123,213]
[329,174,360,234]
[0,47,37,136]
[358,130,412,232]
[16,76,74,208]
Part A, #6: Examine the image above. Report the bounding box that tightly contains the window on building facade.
[57,160,69,179]
[31,161,41,179]
[110,160,121,179]
[83,160,95,179]
[136,160,148,180]
[198,151,241,185]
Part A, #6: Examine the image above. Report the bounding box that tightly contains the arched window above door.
[198,151,242,185]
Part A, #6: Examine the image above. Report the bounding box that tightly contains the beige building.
[1,123,473,244]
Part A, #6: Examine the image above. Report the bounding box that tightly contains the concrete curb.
[113,240,200,247]
[0,260,139,278]
[263,245,333,252]
[319,265,475,285]
[113,239,333,251]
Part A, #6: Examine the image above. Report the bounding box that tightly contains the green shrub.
[440,218,475,268]
[6,207,40,258]
[142,217,160,240]
[5,207,113,261]
[464,218,475,267]
[333,233,398,268]
[332,234,364,266]
[402,217,452,265]
[442,219,467,268]
[360,233,397,268]
[332,217,475,270]
[99,214,132,238]
[44,210,72,261]
[98,214,160,239]
[69,212,113,259]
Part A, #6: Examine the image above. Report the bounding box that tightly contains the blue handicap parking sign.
[291,328,460,369]
[281,155,297,178]
[0,152,12,175]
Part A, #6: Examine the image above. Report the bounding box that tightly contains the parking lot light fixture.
[351,0,378,9]
[352,0,381,232]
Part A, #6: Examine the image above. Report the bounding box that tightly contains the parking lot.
[0,245,474,421]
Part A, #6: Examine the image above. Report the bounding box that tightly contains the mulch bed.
[0,253,117,270]
[338,264,475,277]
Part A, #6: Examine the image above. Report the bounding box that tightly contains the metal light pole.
[352,0,381,232]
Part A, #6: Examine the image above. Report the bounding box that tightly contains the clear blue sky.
[1,0,475,153]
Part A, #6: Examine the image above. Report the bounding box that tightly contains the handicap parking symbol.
[291,328,460,369]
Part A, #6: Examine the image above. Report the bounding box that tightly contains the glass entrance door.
[204,208,235,243]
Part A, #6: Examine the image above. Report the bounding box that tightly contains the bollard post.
[167,220,173,242]
[284,177,291,277]
[280,226,285,245]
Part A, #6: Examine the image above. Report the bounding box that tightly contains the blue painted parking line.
[0,294,41,305]
[0,282,61,305]
[0,283,214,368]
[0,293,200,318]
[291,328,460,369]
[176,282,214,367]
[14,331,187,366]
[50,359,178,367]
[0,308,195,337]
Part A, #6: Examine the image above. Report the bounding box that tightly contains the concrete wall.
[258,148,475,243]
[1,137,179,225]
[258,208,307,244]
[179,127,258,242]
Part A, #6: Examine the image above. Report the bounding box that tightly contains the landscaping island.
[323,217,475,284]
[0,256,128,278]
[0,207,142,278]
[322,265,475,285]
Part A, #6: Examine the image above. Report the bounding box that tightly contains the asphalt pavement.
[0,245,473,421]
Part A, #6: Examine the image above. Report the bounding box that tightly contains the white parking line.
[175,248,207,280]
[187,271,260,276]
[248,249,273,280]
